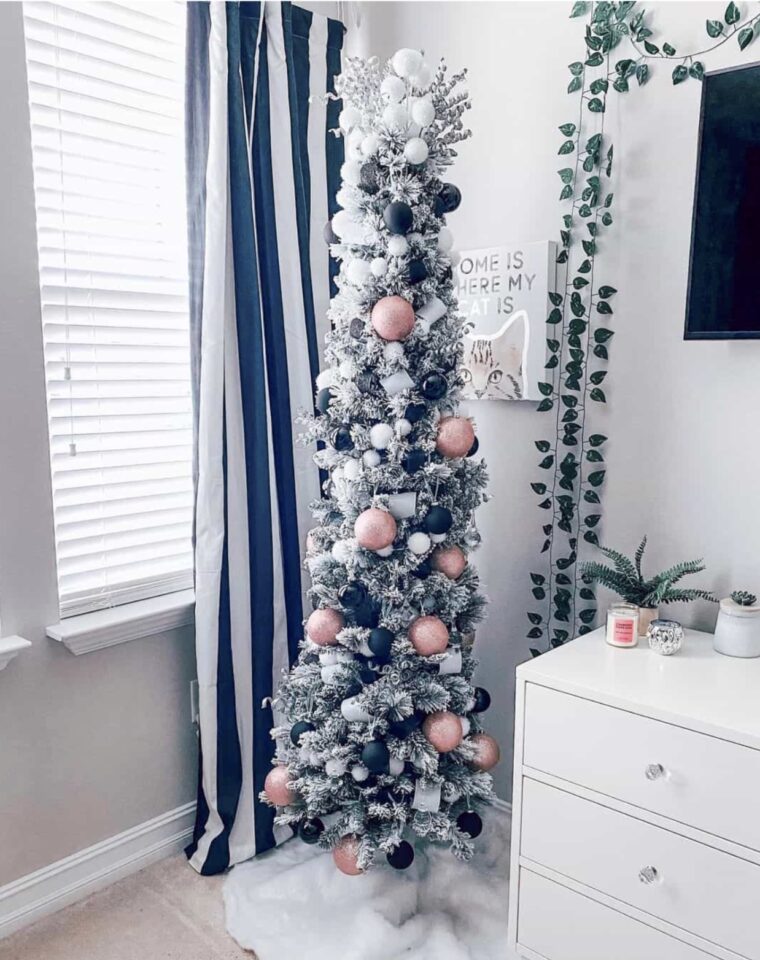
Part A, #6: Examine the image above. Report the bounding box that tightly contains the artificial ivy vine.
[527,0,760,656]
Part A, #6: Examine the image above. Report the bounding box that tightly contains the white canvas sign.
[456,242,556,401]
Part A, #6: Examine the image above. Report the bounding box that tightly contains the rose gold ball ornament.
[354,508,397,551]
[431,545,467,580]
[423,711,464,753]
[436,416,475,459]
[409,615,449,655]
[371,296,415,342]
[263,765,295,806]
[333,835,364,876]
[307,607,345,646]
[469,733,501,772]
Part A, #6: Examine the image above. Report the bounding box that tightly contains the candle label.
[613,618,636,645]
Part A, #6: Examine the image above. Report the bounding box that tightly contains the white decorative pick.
[412,780,441,812]
[388,492,417,520]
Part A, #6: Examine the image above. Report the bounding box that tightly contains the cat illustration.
[461,310,528,401]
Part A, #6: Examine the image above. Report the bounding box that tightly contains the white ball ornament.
[331,539,355,564]
[325,757,348,778]
[339,105,361,132]
[392,48,423,79]
[361,133,380,156]
[388,756,405,776]
[331,209,353,238]
[430,532,446,543]
[363,449,381,468]
[460,717,472,738]
[339,358,357,379]
[381,75,406,102]
[370,257,388,278]
[383,341,404,362]
[316,368,336,390]
[346,259,371,285]
[438,227,454,253]
[408,531,432,556]
[395,418,412,438]
[388,235,408,257]
[343,459,361,481]
[410,63,433,91]
[411,96,435,127]
[340,161,362,186]
[404,138,429,165]
[370,423,394,450]
[382,103,408,133]
[347,127,364,151]
[351,763,370,782]
[375,544,394,558]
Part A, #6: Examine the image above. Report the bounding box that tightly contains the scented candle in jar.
[606,602,639,648]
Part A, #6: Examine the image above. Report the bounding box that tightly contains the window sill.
[0,635,32,671]
[47,590,195,655]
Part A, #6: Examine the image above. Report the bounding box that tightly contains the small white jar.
[606,602,639,648]
[713,597,760,658]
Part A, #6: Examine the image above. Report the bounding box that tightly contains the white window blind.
[23,1,194,618]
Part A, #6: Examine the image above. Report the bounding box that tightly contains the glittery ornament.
[371,296,415,341]
[409,615,449,655]
[431,545,467,579]
[333,835,364,876]
[263,765,295,806]
[307,607,344,646]
[423,711,464,753]
[354,508,397,550]
[469,733,501,771]
[436,417,475,458]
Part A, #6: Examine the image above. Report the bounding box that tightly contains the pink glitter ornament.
[408,615,449,656]
[469,733,501,771]
[307,607,345,646]
[333,835,364,876]
[371,296,415,342]
[423,711,464,753]
[354,508,397,550]
[263,765,295,806]
[431,545,467,580]
[435,416,475,459]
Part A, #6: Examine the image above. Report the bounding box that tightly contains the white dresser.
[507,627,760,960]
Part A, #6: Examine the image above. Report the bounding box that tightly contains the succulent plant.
[581,536,717,608]
[730,590,757,607]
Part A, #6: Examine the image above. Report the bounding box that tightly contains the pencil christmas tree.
[262,48,498,874]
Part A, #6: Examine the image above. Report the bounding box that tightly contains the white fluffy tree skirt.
[224,806,510,960]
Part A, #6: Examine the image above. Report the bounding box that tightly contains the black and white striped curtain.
[185,0,344,875]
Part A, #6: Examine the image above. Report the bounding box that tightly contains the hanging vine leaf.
[588,470,606,487]
[690,61,705,80]
[725,2,740,26]
[558,139,576,155]
[598,285,617,297]
[570,2,590,17]
[738,26,756,50]
[706,19,723,38]
[636,64,650,85]
[672,64,689,84]
[559,122,577,136]
[590,387,606,403]
[538,382,554,396]
[663,42,677,55]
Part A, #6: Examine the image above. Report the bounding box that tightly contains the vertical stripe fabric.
[185,1,344,875]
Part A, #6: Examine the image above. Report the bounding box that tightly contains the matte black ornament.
[407,259,428,285]
[368,627,394,661]
[359,665,379,685]
[339,581,367,609]
[350,317,365,339]
[360,160,381,195]
[290,720,315,745]
[383,201,413,235]
[411,559,432,580]
[402,448,426,474]
[472,687,492,713]
[299,818,325,844]
[438,182,462,214]
[467,436,480,457]
[423,505,453,535]
[457,810,483,839]
[316,387,333,415]
[356,371,376,394]
[361,740,390,774]
[420,372,448,401]
[433,195,447,218]
[354,603,380,629]
[387,840,415,870]
[404,401,426,424]
[389,711,424,738]
[345,682,363,699]
[323,220,338,245]
[332,425,354,452]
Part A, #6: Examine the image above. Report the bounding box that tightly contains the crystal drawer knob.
[645,763,666,781]
[639,865,659,885]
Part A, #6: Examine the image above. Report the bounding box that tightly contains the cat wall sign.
[456,241,556,402]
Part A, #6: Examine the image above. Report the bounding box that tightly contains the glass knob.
[639,865,659,885]
[645,763,666,781]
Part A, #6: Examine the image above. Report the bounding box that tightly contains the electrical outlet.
[190,679,200,726]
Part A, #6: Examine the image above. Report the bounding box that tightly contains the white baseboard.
[0,801,196,940]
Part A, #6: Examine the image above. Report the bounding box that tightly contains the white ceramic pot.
[713,598,760,658]
[637,605,659,638]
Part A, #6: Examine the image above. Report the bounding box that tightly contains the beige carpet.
[0,855,253,960]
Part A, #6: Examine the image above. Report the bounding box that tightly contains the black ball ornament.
[389,712,424,738]
[356,371,376,394]
[423,506,453,535]
[473,687,492,713]
[467,436,480,457]
[361,740,390,774]
[402,448,427,474]
[438,182,462,214]
[407,259,428,285]
[368,627,394,660]
[433,195,447,218]
[299,818,325,844]
[411,559,432,580]
[339,581,367,609]
[421,372,448,401]
[457,810,483,839]
[359,665,379,685]
[354,603,380,629]
[323,220,338,244]
[387,840,415,870]
[383,201,413,235]
[360,160,381,195]
[290,720,315,745]
[349,317,365,339]
[404,401,426,424]
[332,425,354,452]
[316,387,333,415]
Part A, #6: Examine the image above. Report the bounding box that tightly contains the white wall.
[356,1,760,798]
[0,3,198,887]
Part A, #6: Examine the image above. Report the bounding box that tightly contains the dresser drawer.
[520,778,760,960]
[517,868,718,960]
[523,683,760,851]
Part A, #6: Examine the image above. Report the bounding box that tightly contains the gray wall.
[0,4,198,887]
[356,1,760,798]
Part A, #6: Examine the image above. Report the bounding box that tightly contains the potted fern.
[581,537,716,636]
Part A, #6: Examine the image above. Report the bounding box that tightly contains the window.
[23,1,193,618]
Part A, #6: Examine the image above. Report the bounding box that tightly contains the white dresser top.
[516,628,760,751]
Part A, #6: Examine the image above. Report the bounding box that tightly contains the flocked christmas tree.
[261,48,499,875]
